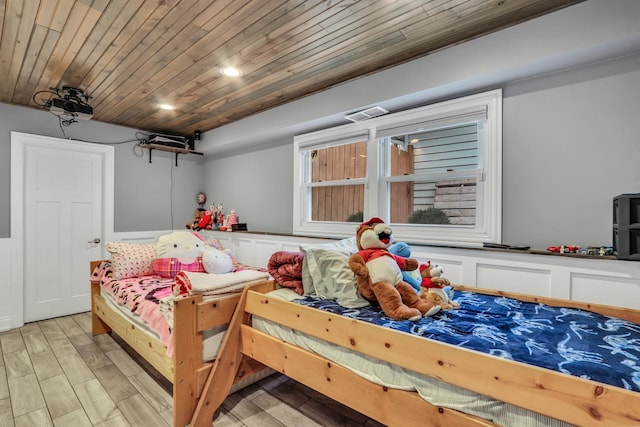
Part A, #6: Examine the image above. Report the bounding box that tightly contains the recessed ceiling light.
[220,67,242,77]
[159,103,175,110]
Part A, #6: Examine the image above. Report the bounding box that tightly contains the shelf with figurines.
[186,194,245,232]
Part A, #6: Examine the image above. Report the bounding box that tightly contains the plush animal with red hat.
[348,217,441,321]
[419,261,459,310]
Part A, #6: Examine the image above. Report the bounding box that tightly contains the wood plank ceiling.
[0,0,583,136]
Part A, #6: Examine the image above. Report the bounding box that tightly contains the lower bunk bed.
[191,284,640,427]
[89,259,277,427]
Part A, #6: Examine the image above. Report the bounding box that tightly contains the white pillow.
[300,238,369,308]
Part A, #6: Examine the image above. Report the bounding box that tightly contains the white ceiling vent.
[344,106,389,122]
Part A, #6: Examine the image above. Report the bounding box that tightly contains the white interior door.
[18,134,112,322]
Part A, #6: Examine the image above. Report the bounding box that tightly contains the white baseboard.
[0,316,13,332]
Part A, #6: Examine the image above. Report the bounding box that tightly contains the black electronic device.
[148,133,188,149]
[231,223,248,232]
[613,193,640,260]
[46,86,94,120]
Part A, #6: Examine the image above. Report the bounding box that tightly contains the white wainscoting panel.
[92,230,640,311]
[476,264,552,297]
[570,273,640,309]
[282,242,304,253]
[0,238,13,331]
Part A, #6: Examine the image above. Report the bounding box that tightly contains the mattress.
[252,288,573,427]
[101,288,226,361]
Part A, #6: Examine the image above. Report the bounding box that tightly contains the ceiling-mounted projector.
[46,86,93,121]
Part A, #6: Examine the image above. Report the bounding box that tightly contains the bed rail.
[90,258,276,427]
[230,289,640,427]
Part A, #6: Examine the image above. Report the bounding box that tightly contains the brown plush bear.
[419,261,459,310]
[348,217,440,321]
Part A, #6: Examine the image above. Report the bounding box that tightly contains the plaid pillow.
[153,257,206,278]
[104,242,157,279]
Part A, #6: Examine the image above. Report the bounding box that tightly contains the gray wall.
[2,0,639,250]
[502,54,640,248]
[202,0,640,250]
[0,102,203,237]
[202,143,293,234]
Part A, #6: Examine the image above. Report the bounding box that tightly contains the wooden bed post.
[173,294,204,427]
[90,260,110,336]
[189,288,251,427]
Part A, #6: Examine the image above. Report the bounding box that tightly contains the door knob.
[88,238,101,244]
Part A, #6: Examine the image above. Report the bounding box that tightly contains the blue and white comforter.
[295,291,640,391]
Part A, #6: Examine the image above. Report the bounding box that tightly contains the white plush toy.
[153,231,207,278]
[201,247,234,274]
[156,231,204,262]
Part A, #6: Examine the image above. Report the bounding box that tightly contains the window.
[293,90,502,247]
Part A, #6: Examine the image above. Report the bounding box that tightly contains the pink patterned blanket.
[91,260,268,357]
[92,261,176,355]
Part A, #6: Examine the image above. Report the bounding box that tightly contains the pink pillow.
[153,257,206,278]
[104,242,157,279]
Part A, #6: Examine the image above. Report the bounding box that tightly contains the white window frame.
[293,89,502,247]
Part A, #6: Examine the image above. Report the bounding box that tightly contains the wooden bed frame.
[189,284,640,427]
[89,260,276,427]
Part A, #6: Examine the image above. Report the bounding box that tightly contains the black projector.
[49,97,94,120]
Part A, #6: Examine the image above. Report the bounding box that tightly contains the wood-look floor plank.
[116,394,170,427]
[128,370,172,413]
[18,322,41,335]
[250,390,323,427]
[92,364,139,403]
[71,312,93,335]
[29,350,64,382]
[7,373,46,417]
[3,349,34,379]
[0,366,8,399]
[2,312,387,427]
[104,348,143,378]
[212,409,244,427]
[39,374,83,419]
[0,397,13,426]
[75,342,114,371]
[73,378,122,424]
[13,407,52,427]
[0,331,25,354]
[37,319,66,341]
[92,332,122,354]
[57,352,96,386]
[22,331,50,355]
[46,336,77,358]
[56,316,87,338]
[93,413,132,427]
[51,408,92,427]
[222,391,287,427]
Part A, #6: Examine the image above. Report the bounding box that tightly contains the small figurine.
[226,209,238,229]
[215,203,224,226]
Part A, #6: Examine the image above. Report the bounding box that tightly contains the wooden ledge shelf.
[140,143,203,166]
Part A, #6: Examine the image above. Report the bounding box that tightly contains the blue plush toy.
[388,241,421,293]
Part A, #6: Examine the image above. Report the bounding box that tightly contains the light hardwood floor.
[0,312,385,427]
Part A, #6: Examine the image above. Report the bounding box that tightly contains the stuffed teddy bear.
[196,210,214,231]
[387,241,421,293]
[186,208,206,230]
[348,217,440,321]
[419,261,459,310]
